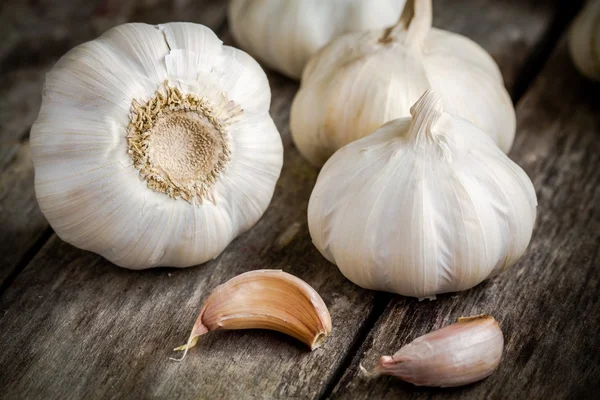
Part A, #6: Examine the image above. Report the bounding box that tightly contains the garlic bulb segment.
[30,23,284,269]
[291,0,516,167]
[569,0,600,81]
[228,0,407,80]
[364,315,504,387]
[308,90,537,298]
[172,270,332,360]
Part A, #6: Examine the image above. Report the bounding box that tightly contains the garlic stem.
[380,0,432,46]
[171,270,332,361]
[407,90,444,148]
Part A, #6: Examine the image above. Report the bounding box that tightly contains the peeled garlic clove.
[366,315,504,387]
[173,270,332,360]
[228,0,406,80]
[308,90,537,298]
[569,0,600,81]
[31,23,283,269]
[291,0,515,166]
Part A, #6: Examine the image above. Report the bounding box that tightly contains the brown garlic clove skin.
[173,270,332,360]
[370,315,504,387]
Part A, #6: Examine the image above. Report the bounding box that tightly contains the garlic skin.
[173,269,332,360]
[308,90,537,298]
[291,0,515,167]
[228,0,406,80]
[569,0,600,81]
[367,315,504,387]
[31,23,283,269]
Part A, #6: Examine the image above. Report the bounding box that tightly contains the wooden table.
[1,0,598,398]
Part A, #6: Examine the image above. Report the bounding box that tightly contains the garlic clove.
[172,270,332,360]
[568,0,600,81]
[364,315,504,387]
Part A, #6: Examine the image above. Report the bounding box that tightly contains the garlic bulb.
[228,0,407,80]
[173,269,332,360]
[291,0,516,167]
[31,23,283,269]
[308,90,537,298]
[569,0,600,81]
[364,315,504,387]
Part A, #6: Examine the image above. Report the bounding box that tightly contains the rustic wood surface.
[1,0,598,399]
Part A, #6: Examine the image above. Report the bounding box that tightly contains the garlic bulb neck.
[407,89,443,147]
[127,83,240,204]
[379,0,432,46]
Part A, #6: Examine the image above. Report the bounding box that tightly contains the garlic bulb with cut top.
[31,23,283,269]
[228,0,407,80]
[307,90,537,298]
[291,0,516,167]
[569,0,600,81]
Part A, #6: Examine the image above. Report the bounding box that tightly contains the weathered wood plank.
[0,142,50,288]
[0,0,228,286]
[0,1,560,399]
[331,37,600,400]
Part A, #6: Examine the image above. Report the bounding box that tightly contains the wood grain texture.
[331,38,600,400]
[0,142,49,287]
[0,1,568,399]
[0,0,228,285]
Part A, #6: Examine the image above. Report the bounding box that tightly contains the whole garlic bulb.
[228,0,406,80]
[291,0,516,167]
[569,0,600,81]
[308,90,537,298]
[31,23,283,269]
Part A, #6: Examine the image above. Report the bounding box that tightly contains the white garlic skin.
[228,0,406,80]
[374,315,504,387]
[569,0,600,81]
[307,90,536,298]
[31,23,283,269]
[291,0,515,167]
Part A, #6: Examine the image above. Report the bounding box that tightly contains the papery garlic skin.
[31,23,283,269]
[371,315,504,387]
[569,0,600,81]
[228,0,406,80]
[291,0,515,167]
[308,90,536,298]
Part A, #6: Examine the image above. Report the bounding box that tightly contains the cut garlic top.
[228,0,406,80]
[291,0,516,167]
[31,23,283,269]
[308,90,536,298]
